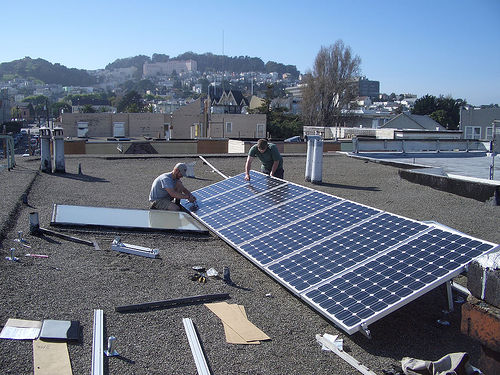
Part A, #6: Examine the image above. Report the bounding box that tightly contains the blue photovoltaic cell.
[194,172,265,200]
[217,192,341,244]
[268,213,430,292]
[183,171,498,335]
[303,227,497,331]
[184,170,285,218]
[237,201,380,264]
[201,184,311,230]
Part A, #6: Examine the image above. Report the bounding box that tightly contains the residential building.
[0,89,11,124]
[71,98,115,113]
[352,77,380,98]
[208,87,248,114]
[57,112,168,138]
[460,106,500,140]
[12,102,35,123]
[380,112,446,131]
[208,112,266,138]
[285,84,305,99]
[170,99,205,139]
[143,60,197,78]
[171,98,266,139]
[270,97,301,115]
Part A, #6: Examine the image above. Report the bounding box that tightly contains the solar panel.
[51,204,208,233]
[183,170,499,335]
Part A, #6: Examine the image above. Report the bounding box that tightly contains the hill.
[106,51,300,78]
[0,57,96,86]
[0,53,300,86]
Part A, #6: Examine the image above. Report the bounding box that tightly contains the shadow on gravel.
[314,181,380,191]
[52,172,109,183]
[114,355,136,365]
[36,234,62,245]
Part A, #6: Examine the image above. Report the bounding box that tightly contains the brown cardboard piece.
[222,305,260,344]
[205,302,271,344]
[33,339,73,375]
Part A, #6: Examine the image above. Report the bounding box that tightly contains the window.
[77,122,89,138]
[191,123,203,138]
[225,122,232,133]
[256,123,265,138]
[113,122,125,137]
[486,126,493,140]
[464,126,481,140]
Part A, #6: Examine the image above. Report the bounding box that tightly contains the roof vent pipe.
[311,138,323,184]
[40,127,51,173]
[305,135,321,182]
[52,127,65,173]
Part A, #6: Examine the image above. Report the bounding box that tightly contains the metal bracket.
[359,323,371,339]
[445,280,454,312]
[111,237,159,258]
[316,334,376,375]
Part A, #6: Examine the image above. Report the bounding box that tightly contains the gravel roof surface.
[1,153,499,375]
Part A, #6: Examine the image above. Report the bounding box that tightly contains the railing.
[352,138,488,153]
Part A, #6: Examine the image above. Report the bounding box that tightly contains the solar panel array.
[183,171,498,335]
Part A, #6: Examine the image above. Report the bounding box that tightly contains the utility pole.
[490,120,500,180]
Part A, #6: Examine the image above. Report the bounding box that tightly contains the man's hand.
[244,173,251,181]
[188,194,196,203]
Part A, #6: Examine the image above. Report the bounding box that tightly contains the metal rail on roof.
[91,309,104,375]
[183,318,211,375]
[199,156,229,179]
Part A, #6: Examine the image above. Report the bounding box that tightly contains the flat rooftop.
[1,153,499,374]
[352,151,500,183]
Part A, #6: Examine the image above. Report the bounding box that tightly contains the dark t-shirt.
[248,143,283,172]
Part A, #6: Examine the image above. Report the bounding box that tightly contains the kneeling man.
[149,163,197,211]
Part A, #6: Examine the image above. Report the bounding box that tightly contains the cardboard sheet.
[222,305,260,345]
[33,339,73,375]
[0,318,42,340]
[205,302,270,344]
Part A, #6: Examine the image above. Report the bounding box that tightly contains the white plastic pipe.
[305,139,313,182]
[40,128,51,173]
[305,135,320,181]
[53,138,65,173]
[311,139,323,184]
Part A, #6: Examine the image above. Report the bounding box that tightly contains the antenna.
[222,29,225,92]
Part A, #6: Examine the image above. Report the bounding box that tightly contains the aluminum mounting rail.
[91,309,104,375]
[183,318,211,375]
[199,156,229,179]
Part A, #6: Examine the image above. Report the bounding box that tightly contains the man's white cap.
[174,162,187,177]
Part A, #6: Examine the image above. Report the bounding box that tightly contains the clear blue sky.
[3,0,499,105]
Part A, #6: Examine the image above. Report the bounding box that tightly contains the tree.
[412,94,466,130]
[267,107,303,139]
[116,91,145,113]
[412,94,437,115]
[301,40,361,126]
[51,102,72,116]
[81,104,96,113]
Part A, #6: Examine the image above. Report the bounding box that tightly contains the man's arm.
[245,155,254,180]
[270,160,279,176]
[165,186,196,202]
[180,185,197,202]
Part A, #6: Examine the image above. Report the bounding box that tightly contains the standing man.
[245,138,284,181]
[149,163,197,211]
